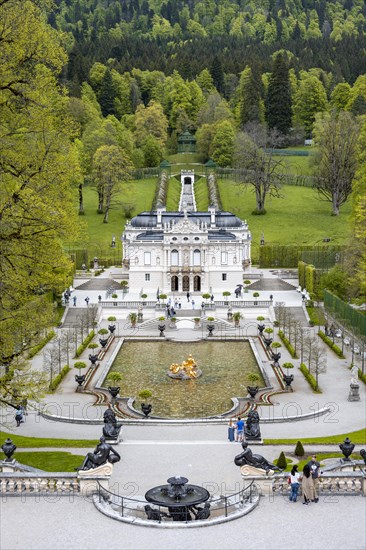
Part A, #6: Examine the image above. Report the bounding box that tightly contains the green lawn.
[264,427,366,446]
[66,152,352,267]
[0,451,85,472]
[0,431,98,448]
[68,178,157,266]
[194,176,210,211]
[218,181,352,249]
[166,175,181,211]
[279,153,315,176]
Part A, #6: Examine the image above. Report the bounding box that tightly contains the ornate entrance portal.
[171,275,178,292]
[194,275,201,291]
[182,275,190,292]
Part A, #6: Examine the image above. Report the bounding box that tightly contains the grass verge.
[264,428,366,445]
[0,451,85,472]
[0,431,98,448]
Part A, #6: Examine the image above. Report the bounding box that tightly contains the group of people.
[228,417,245,442]
[288,455,321,504]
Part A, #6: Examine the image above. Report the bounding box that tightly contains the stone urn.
[263,337,273,349]
[141,403,152,417]
[89,353,99,366]
[339,437,355,461]
[247,386,259,399]
[99,337,109,348]
[108,386,120,399]
[108,324,116,335]
[257,323,265,335]
[158,323,166,337]
[75,374,86,387]
[1,438,16,461]
[207,323,215,337]
[271,351,281,367]
[282,374,294,390]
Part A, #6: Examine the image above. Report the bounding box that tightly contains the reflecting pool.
[105,340,262,418]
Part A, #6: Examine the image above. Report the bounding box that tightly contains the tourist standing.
[85,296,90,306]
[15,406,23,427]
[186,291,190,302]
[228,418,235,442]
[235,417,244,441]
[289,465,300,502]
[210,294,214,302]
[191,299,195,309]
[178,298,182,309]
[307,455,321,502]
[301,464,315,504]
[72,296,77,306]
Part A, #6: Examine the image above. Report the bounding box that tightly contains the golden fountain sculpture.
[168,354,202,380]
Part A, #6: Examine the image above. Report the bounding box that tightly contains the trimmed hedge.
[318,330,345,358]
[75,330,95,358]
[299,363,322,393]
[49,365,71,392]
[278,330,298,359]
[28,331,55,358]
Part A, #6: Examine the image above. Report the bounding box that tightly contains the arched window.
[193,249,201,266]
[171,249,179,265]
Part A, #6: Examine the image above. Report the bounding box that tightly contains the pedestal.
[348,383,360,401]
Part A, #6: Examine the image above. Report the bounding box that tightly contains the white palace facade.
[122,171,251,294]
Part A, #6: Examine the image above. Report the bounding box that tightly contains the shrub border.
[299,362,322,393]
[318,330,345,358]
[75,330,95,358]
[49,365,71,392]
[278,330,298,359]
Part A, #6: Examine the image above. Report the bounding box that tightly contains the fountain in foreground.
[167,354,202,380]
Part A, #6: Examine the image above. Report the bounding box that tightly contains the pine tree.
[99,68,116,117]
[210,56,224,94]
[238,66,264,127]
[266,53,292,135]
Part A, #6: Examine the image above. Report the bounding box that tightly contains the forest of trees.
[51,0,366,89]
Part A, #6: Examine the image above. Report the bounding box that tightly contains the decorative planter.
[158,323,166,337]
[75,374,86,387]
[257,323,265,335]
[282,374,294,389]
[271,351,281,367]
[207,324,215,337]
[247,386,259,399]
[99,337,109,348]
[141,403,152,417]
[263,337,273,349]
[108,386,120,399]
[89,353,99,366]
[108,324,116,334]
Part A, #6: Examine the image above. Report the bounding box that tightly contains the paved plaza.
[1,268,365,550]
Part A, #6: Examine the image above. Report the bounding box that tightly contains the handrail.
[96,480,258,521]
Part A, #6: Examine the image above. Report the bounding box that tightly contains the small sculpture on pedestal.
[244,410,261,440]
[348,365,360,401]
[103,408,123,441]
[234,441,282,474]
[77,436,120,471]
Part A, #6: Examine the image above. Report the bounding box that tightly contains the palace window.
[144,252,151,265]
[171,249,179,265]
[193,249,201,266]
[145,274,150,281]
